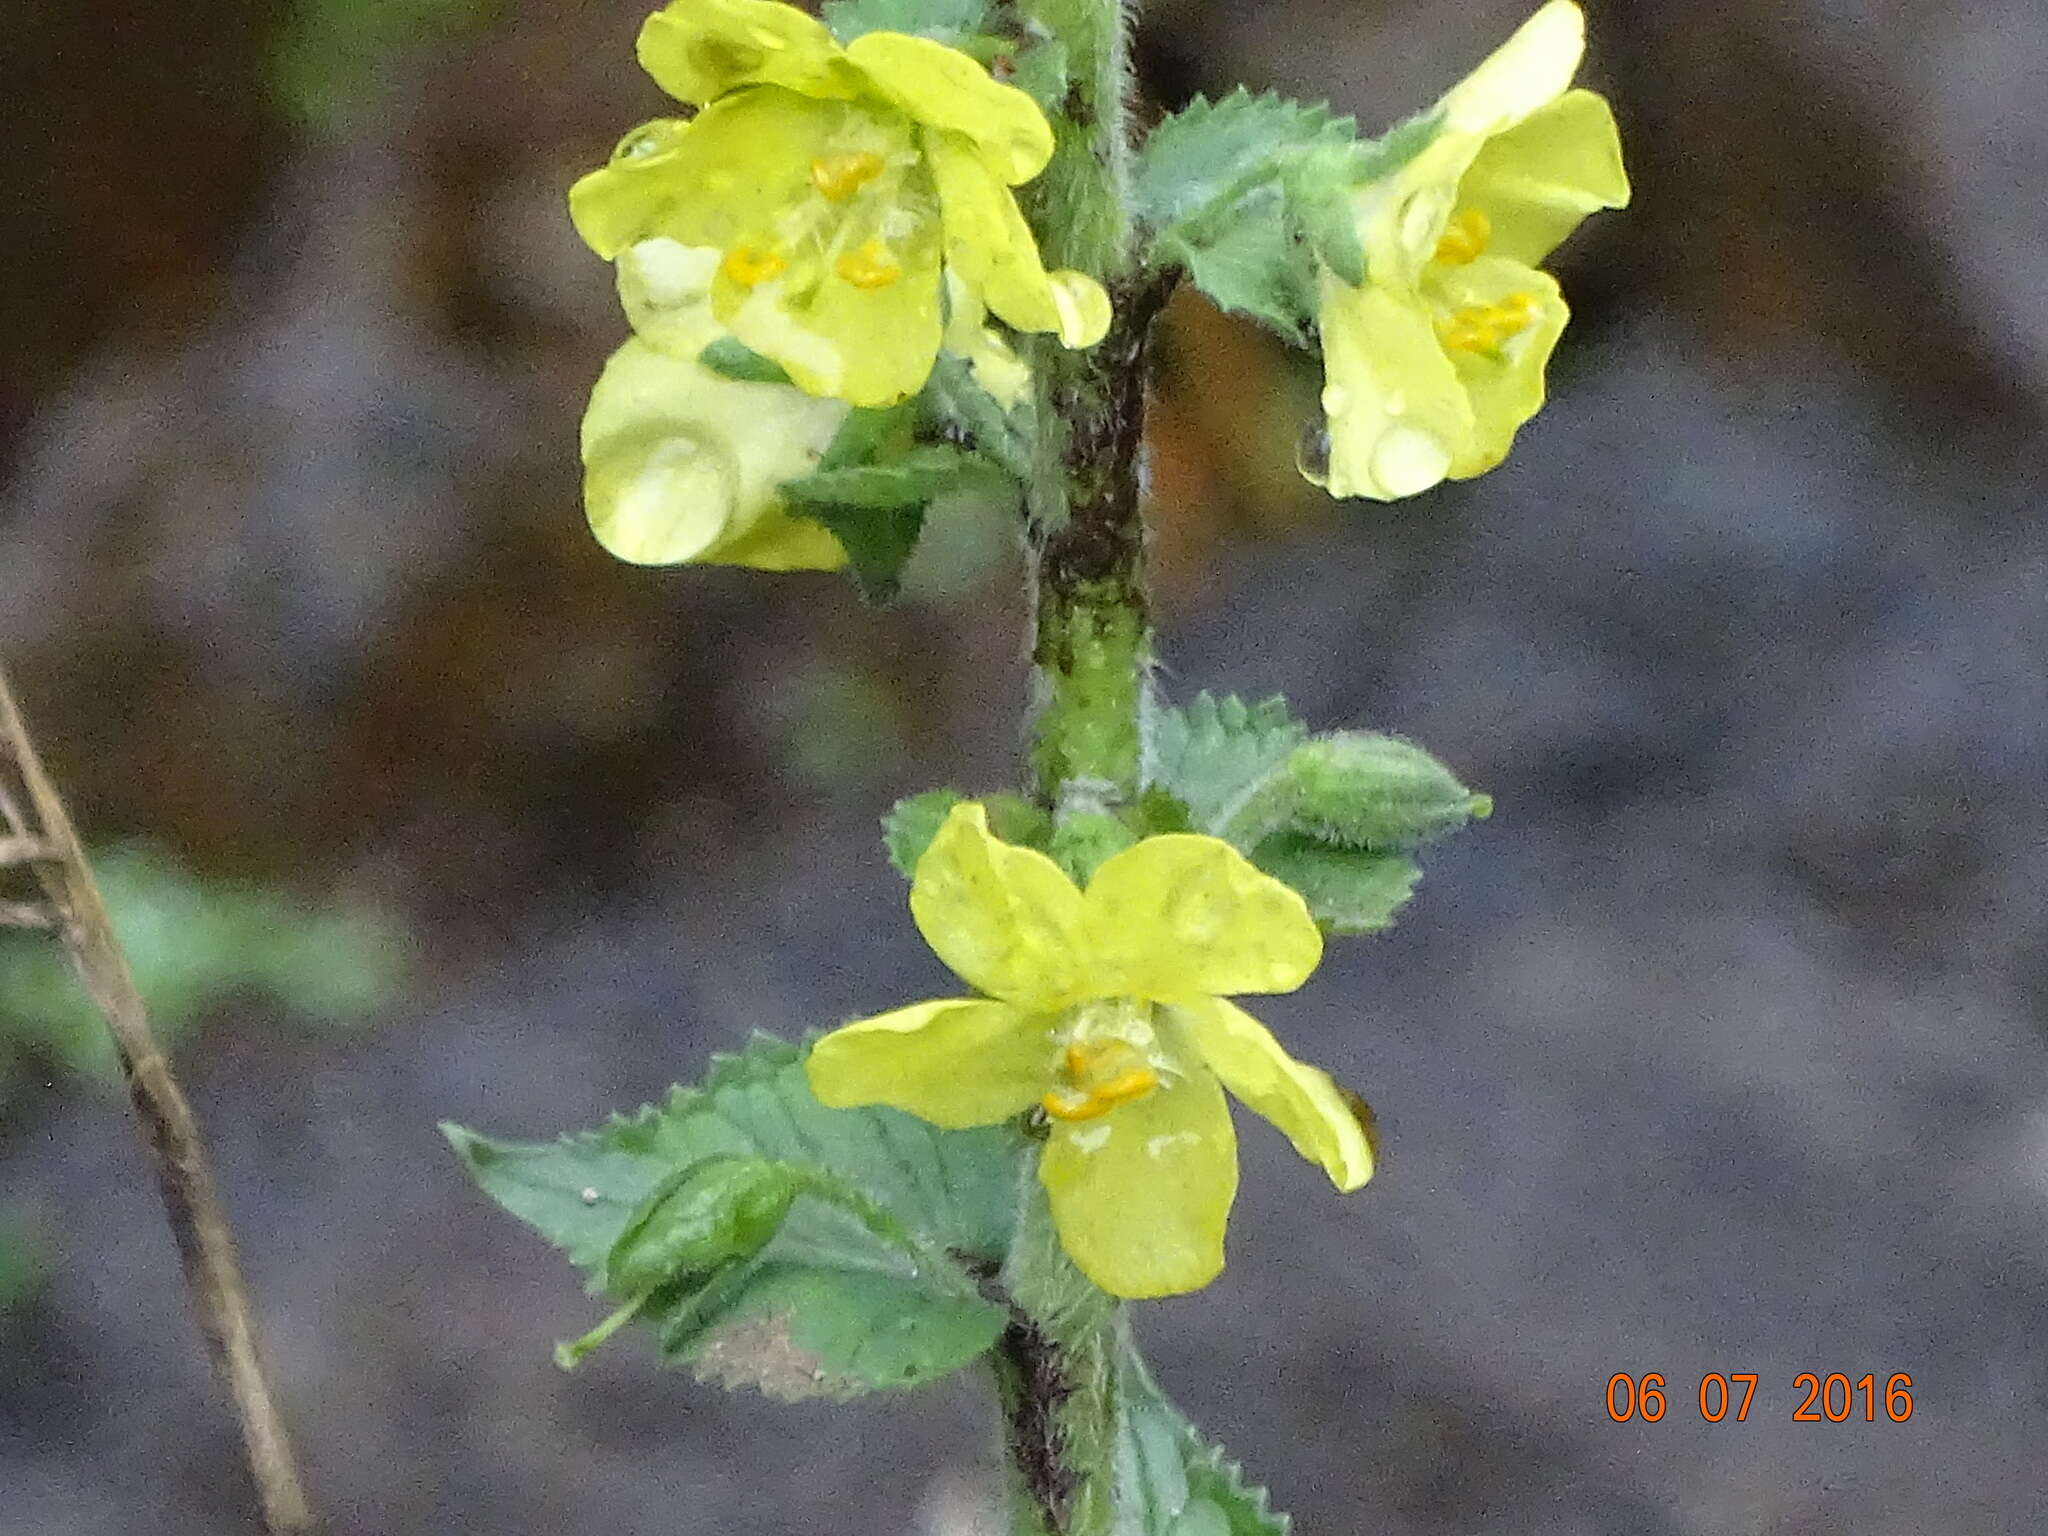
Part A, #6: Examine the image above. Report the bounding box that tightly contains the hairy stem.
[999,1,1168,1531]
[0,664,317,1535]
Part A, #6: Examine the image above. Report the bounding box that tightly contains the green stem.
[997,2,1172,1532]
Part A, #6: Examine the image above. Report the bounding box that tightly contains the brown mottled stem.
[0,663,317,1535]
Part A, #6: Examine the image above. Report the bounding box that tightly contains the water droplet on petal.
[613,119,690,164]
[1295,419,1332,483]
[1370,423,1452,498]
[1397,187,1453,260]
[1319,384,1349,417]
[592,431,738,565]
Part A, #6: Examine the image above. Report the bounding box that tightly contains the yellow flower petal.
[806,999,1052,1127]
[1174,997,1373,1190]
[580,337,847,567]
[923,130,1109,348]
[910,803,1090,1011]
[846,31,1054,184]
[1458,88,1630,268]
[568,118,698,260]
[1038,1067,1238,1298]
[637,0,858,106]
[616,237,726,358]
[1313,274,1473,501]
[1440,0,1585,136]
[697,503,850,570]
[1081,834,1323,1002]
[725,214,945,408]
[1427,257,1568,479]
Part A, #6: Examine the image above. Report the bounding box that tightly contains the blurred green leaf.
[274,0,495,129]
[823,0,990,45]
[0,846,404,1098]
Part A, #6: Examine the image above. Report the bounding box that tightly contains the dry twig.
[0,661,317,1535]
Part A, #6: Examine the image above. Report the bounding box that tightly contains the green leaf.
[922,352,1034,478]
[1262,733,1490,852]
[445,1034,1020,1398]
[1047,811,1136,885]
[698,335,791,385]
[1133,91,1363,336]
[0,845,402,1086]
[1142,693,1307,837]
[1006,35,1069,112]
[1352,105,1445,185]
[1247,835,1421,936]
[1115,1338,1291,1536]
[1134,90,1355,232]
[1156,191,1317,340]
[823,0,989,44]
[883,789,1050,877]
[782,442,1016,602]
[1281,145,1366,287]
[884,789,963,876]
[1135,92,1452,339]
[782,445,1003,511]
[808,499,927,602]
[606,1157,800,1295]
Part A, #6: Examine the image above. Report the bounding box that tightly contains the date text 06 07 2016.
[1604,1373,1915,1423]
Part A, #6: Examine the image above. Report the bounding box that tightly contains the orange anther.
[810,151,886,202]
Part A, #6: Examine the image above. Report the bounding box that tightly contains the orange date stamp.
[1604,1372,1914,1423]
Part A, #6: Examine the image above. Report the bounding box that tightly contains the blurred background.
[4,0,2047,1531]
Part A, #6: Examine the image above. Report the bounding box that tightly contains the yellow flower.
[1308,0,1629,501]
[582,240,849,569]
[568,0,1110,409]
[805,804,1374,1298]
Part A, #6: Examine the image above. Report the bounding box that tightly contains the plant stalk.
[1000,0,1170,1530]
[0,663,318,1535]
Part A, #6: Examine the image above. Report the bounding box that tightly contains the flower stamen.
[722,242,787,287]
[1433,208,1493,265]
[834,238,903,290]
[1435,291,1542,353]
[1042,1034,1161,1121]
[810,151,886,202]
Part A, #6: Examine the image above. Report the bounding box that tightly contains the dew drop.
[1295,418,1332,483]
[1397,187,1452,258]
[593,431,738,565]
[580,1187,601,1205]
[1319,384,1349,418]
[613,119,687,164]
[1369,423,1451,498]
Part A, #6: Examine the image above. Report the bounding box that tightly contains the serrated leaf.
[1248,835,1420,936]
[1353,106,1444,185]
[1114,1339,1291,1536]
[807,499,927,602]
[1141,693,1307,837]
[782,445,1005,511]
[698,335,791,385]
[823,0,988,44]
[884,789,965,876]
[883,790,1051,877]
[923,352,1034,478]
[445,1034,1020,1397]
[1157,192,1317,340]
[1133,90,1355,232]
[1281,145,1365,287]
